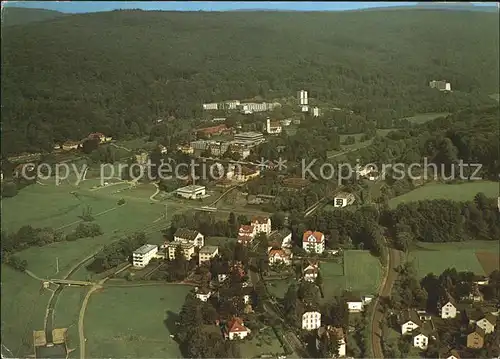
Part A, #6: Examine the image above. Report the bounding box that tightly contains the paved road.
[370,244,403,359]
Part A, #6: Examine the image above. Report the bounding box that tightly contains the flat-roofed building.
[132,244,158,268]
[199,245,219,265]
[233,132,265,145]
[175,185,206,199]
[167,241,196,260]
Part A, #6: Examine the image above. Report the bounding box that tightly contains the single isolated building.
[175,185,206,200]
[132,244,158,268]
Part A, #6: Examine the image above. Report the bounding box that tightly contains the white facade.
[476,318,495,334]
[266,118,282,134]
[174,230,204,248]
[196,290,212,302]
[176,185,206,200]
[311,107,320,117]
[199,246,219,265]
[303,264,319,282]
[132,244,158,268]
[218,274,228,282]
[401,321,420,335]
[302,231,325,254]
[298,90,308,105]
[251,217,272,235]
[203,103,219,110]
[301,105,309,112]
[302,311,321,330]
[167,242,195,260]
[268,249,292,265]
[445,82,452,91]
[347,301,364,313]
[440,302,457,319]
[413,333,428,350]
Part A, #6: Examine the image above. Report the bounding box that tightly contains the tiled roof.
[174,228,200,241]
[239,225,254,234]
[401,309,423,327]
[302,230,324,243]
[251,216,269,224]
[227,317,248,333]
[269,249,289,258]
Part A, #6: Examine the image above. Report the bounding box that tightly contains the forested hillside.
[1,7,66,26]
[2,9,499,154]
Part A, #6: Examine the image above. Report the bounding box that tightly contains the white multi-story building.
[132,244,158,268]
[413,332,429,350]
[265,118,282,134]
[311,107,320,117]
[268,248,292,265]
[175,185,206,200]
[199,245,219,265]
[301,105,309,113]
[239,102,280,114]
[233,132,265,145]
[174,228,204,248]
[250,216,272,235]
[225,317,251,340]
[302,231,325,254]
[203,103,219,110]
[298,90,308,105]
[401,310,423,335]
[166,241,196,260]
[303,262,319,282]
[302,311,321,330]
[439,298,457,319]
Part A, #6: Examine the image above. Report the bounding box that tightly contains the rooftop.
[174,228,201,241]
[234,131,264,138]
[133,244,158,255]
[176,185,205,192]
[167,241,195,250]
[199,245,218,254]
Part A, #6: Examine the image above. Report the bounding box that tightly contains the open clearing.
[401,112,449,124]
[84,285,191,358]
[327,129,393,158]
[239,328,285,358]
[389,181,498,208]
[267,251,381,300]
[476,251,500,274]
[1,266,51,358]
[409,241,500,278]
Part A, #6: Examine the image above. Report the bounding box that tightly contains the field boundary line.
[55,205,121,231]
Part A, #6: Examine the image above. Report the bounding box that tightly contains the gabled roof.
[239,225,254,234]
[269,249,289,258]
[483,313,497,326]
[439,347,461,359]
[251,216,270,224]
[440,292,457,306]
[174,228,201,241]
[227,317,248,333]
[401,309,423,328]
[199,245,218,254]
[469,326,486,338]
[302,231,324,243]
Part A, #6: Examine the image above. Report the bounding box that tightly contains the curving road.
[370,243,403,359]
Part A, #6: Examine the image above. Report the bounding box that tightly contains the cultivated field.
[1,266,52,358]
[409,241,500,278]
[388,181,498,208]
[327,129,393,158]
[84,285,191,358]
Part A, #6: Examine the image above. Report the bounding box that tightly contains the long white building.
[132,244,158,268]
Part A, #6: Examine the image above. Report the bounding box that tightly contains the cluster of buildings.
[397,281,498,354]
[429,80,452,92]
[297,90,320,117]
[202,99,281,114]
[188,130,265,159]
[56,132,113,151]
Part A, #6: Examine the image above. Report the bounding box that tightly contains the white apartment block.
[413,333,429,350]
[265,118,282,134]
[199,245,219,265]
[311,107,320,117]
[302,311,321,330]
[239,102,280,114]
[203,103,219,110]
[167,241,196,260]
[440,301,457,319]
[298,90,308,105]
[132,244,158,268]
[174,228,205,248]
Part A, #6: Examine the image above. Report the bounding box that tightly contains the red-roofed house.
[225,317,251,340]
[194,124,231,137]
[268,248,292,265]
[237,225,256,245]
[251,216,272,235]
[303,262,319,282]
[303,231,325,254]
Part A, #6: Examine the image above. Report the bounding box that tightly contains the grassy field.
[409,241,500,278]
[239,327,285,358]
[401,112,449,124]
[389,181,498,208]
[1,266,51,358]
[327,129,393,158]
[84,285,191,358]
[205,236,237,246]
[267,251,382,300]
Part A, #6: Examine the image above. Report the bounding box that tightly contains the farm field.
[267,251,382,300]
[326,129,393,158]
[1,266,51,358]
[401,112,449,124]
[388,181,498,208]
[84,285,191,358]
[409,241,500,278]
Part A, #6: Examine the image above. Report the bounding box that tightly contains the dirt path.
[371,243,403,358]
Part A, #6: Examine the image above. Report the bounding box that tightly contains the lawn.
[84,285,191,358]
[401,112,449,124]
[327,129,393,158]
[52,287,87,357]
[205,236,237,246]
[1,266,51,358]
[239,327,285,358]
[389,181,498,208]
[409,241,500,278]
[267,251,382,300]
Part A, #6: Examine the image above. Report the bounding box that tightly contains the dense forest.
[2,9,499,154]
